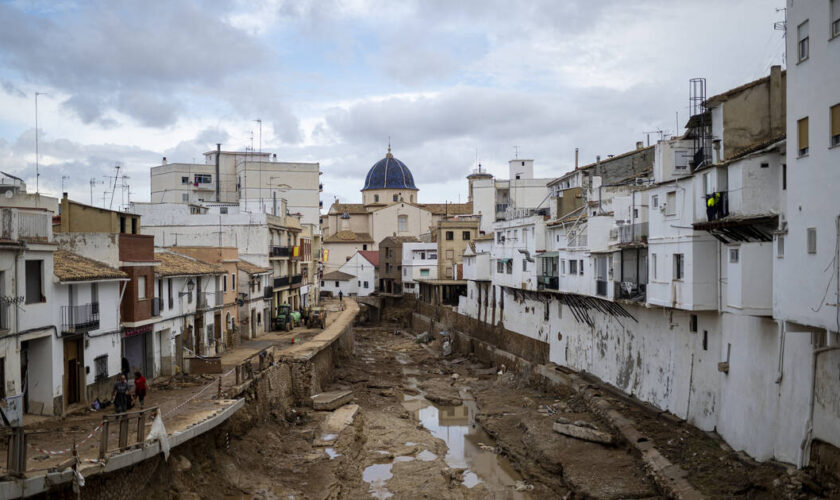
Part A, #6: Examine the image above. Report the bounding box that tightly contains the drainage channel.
[359,353,532,499]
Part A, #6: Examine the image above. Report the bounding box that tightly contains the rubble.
[553,420,615,445]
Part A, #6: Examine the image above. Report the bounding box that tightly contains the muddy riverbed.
[151,321,835,499]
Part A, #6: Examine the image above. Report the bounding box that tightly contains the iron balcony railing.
[61,303,100,334]
[270,246,291,257]
[151,297,162,316]
[618,222,649,245]
[290,274,303,285]
[263,286,273,299]
[213,291,223,306]
[274,276,290,288]
[197,293,209,309]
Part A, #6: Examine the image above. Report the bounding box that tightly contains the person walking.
[338,290,343,304]
[112,374,130,413]
[133,371,148,409]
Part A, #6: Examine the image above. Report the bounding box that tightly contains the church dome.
[362,147,418,191]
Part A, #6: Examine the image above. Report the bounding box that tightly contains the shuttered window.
[831,104,840,147]
[798,117,809,156]
[807,227,817,254]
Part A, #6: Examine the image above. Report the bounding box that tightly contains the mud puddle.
[402,372,531,499]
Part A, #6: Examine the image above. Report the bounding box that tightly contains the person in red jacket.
[133,371,148,409]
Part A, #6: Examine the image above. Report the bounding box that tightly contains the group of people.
[111,368,147,414]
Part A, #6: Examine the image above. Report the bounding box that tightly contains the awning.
[537,251,559,258]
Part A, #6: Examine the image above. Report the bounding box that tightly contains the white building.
[402,242,438,296]
[149,148,321,226]
[320,250,377,297]
[237,260,272,339]
[52,250,127,408]
[152,250,224,374]
[491,213,548,292]
[468,159,553,234]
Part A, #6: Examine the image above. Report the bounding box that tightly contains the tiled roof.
[53,250,128,282]
[322,270,354,281]
[358,250,379,266]
[705,71,784,107]
[238,259,272,275]
[362,150,418,191]
[380,235,420,245]
[419,202,473,215]
[155,251,221,277]
[324,231,374,243]
[328,203,369,214]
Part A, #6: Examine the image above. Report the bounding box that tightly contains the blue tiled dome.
[362,148,418,191]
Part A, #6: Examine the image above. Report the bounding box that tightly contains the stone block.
[311,390,354,411]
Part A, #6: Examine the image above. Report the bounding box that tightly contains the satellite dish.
[5,190,13,199]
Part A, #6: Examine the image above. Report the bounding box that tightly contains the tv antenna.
[513,145,520,159]
[253,119,262,153]
[34,92,49,194]
[90,177,105,205]
[642,129,665,146]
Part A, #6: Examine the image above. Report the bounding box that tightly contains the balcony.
[704,191,730,222]
[618,222,649,245]
[213,291,224,306]
[263,286,273,299]
[61,303,100,335]
[274,276,290,289]
[270,246,291,258]
[152,297,162,316]
[290,274,303,287]
[538,275,559,290]
[197,293,209,309]
[616,281,646,301]
[596,280,609,297]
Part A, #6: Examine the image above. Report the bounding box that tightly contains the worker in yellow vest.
[706,192,721,220]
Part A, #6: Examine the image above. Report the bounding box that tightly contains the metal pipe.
[215,143,221,202]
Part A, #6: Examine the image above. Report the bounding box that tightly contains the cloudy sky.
[0,0,786,209]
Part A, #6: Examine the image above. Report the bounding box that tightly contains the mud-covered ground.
[157,322,837,499]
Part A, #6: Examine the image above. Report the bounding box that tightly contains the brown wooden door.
[63,338,82,405]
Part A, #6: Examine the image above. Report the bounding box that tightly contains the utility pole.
[108,165,120,210]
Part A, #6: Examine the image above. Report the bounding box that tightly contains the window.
[544,303,549,321]
[182,193,189,202]
[374,194,379,202]
[321,281,324,287]
[429,253,437,260]
[393,194,398,202]
[561,259,566,275]
[579,260,584,276]
[446,267,453,278]
[729,248,739,263]
[91,282,99,306]
[398,215,407,232]
[797,20,809,62]
[195,174,212,184]
[420,268,430,277]
[833,0,840,37]
[569,259,578,275]
[798,117,809,156]
[120,216,126,233]
[462,231,471,240]
[665,191,676,216]
[633,208,639,219]
[703,172,712,195]
[777,235,785,259]
[651,195,658,208]
[94,355,108,382]
[673,254,684,280]
[760,162,769,169]
[497,261,504,273]
[782,164,787,190]
[506,260,513,274]
[223,275,227,291]
[497,232,503,243]
[831,104,840,147]
[364,281,369,288]
[358,281,361,287]
[257,312,261,325]
[445,231,454,241]
[232,274,236,290]
[137,275,147,299]
[690,314,698,333]
[181,176,190,184]
[220,207,228,214]
[363,244,368,250]
[651,253,657,280]
[522,259,527,272]
[807,227,817,254]
[335,281,340,287]
[24,260,44,304]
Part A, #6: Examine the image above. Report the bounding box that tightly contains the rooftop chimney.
[575,148,579,169]
[636,141,644,150]
[162,156,167,165]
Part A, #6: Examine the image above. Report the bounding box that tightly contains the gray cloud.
[1,81,26,98]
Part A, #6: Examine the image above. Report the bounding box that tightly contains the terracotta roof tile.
[358,250,379,266]
[53,250,128,282]
[238,259,272,275]
[419,202,473,215]
[155,251,221,277]
[322,270,354,281]
[324,231,374,243]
